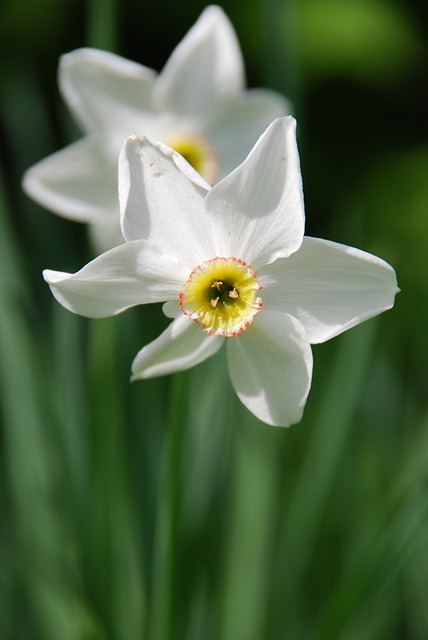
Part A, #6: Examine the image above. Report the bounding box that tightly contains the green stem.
[88,318,146,640]
[87,0,118,51]
[148,371,188,640]
[262,0,301,110]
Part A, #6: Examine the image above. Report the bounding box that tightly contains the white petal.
[119,136,215,268]
[59,48,156,133]
[162,300,181,319]
[154,6,244,118]
[206,117,305,270]
[131,315,223,379]
[205,89,291,178]
[22,134,118,223]
[88,214,125,253]
[43,241,186,318]
[260,237,400,344]
[227,311,313,427]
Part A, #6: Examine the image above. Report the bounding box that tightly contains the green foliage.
[294,0,425,85]
[1,0,427,638]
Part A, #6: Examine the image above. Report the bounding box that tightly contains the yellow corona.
[179,257,262,336]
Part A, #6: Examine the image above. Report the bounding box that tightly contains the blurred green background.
[1,0,428,638]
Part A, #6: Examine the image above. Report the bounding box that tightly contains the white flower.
[43,117,399,427]
[22,5,289,252]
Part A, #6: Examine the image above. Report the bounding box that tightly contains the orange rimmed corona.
[179,257,262,336]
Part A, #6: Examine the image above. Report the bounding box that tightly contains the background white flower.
[43,117,399,427]
[22,5,290,252]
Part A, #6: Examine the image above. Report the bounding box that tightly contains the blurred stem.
[88,318,145,640]
[219,414,280,640]
[262,0,301,111]
[0,166,26,297]
[148,371,188,640]
[87,0,118,51]
[53,308,89,506]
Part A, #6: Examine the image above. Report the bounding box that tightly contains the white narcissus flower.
[22,5,290,252]
[43,117,399,427]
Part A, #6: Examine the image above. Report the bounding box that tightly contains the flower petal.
[260,237,400,344]
[206,117,305,270]
[205,89,291,178]
[22,134,118,223]
[227,310,313,427]
[154,6,244,118]
[131,315,223,379]
[43,240,186,318]
[162,300,181,319]
[119,136,215,268]
[59,48,156,133]
[88,214,125,254]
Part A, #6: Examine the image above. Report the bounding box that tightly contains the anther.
[211,281,223,291]
[229,288,239,299]
[211,296,220,308]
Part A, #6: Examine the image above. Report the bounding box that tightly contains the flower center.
[166,134,218,184]
[179,257,262,337]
